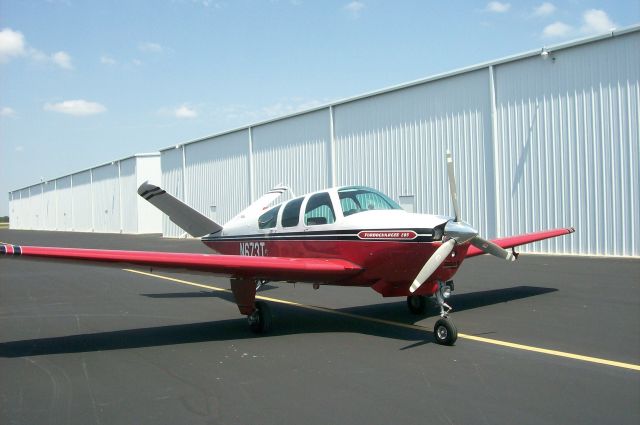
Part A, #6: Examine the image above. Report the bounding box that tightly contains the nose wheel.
[433,280,458,345]
[433,318,457,345]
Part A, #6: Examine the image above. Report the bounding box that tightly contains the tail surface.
[138,182,222,237]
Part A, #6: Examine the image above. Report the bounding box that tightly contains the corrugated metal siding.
[11,189,25,229]
[252,109,331,199]
[120,158,138,233]
[29,185,43,230]
[494,32,640,256]
[8,154,161,234]
[12,189,25,229]
[334,69,495,238]
[184,130,251,225]
[21,188,31,229]
[42,181,57,230]
[70,171,93,232]
[136,155,162,234]
[56,176,73,231]
[91,164,121,233]
[161,147,185,237]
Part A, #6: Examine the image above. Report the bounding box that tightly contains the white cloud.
[344,1,365,17]
[174,105,198,118]
[0,28,73,69]
[139,42,163,53]
[533,2,556,17]
[15,145,24,152]
[100,55,117,65]
[0,106,16,117]
[581,9,615,34]
[542,21,573,38]
[541,9,615,39]
[51,51,73,69]
[44,100,107,116]
[0,28,26,63]
[486,1,510,13]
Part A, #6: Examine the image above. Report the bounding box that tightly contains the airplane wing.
[0,243,362,283]
[465,227,575,258]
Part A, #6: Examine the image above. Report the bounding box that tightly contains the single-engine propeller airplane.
[1,152,574,345]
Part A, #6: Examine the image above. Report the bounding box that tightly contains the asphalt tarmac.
[1,229,638,425]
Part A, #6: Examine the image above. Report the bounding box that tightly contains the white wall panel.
[120,158,138,233]
[252,109,331,200]
[185,131,251,225]
[55,176,73,231]
[18,189,30,229]
[42,181,57,230]
[91,164,121,233]
[28,185,43,230]
[135,155,162,234]
[494,32,640,256]
[10,190,27,229]
[8,154,161,235]
[71,171,93,232]
[334,69,496,237]
[161,147,185,237]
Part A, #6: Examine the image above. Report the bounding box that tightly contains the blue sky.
[1,0,638,216]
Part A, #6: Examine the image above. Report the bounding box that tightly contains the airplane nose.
[443,220,478,244]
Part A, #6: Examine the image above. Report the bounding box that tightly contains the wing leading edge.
[0,244,362,283]
[465,227,575,258]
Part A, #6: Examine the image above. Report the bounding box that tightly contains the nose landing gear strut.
[433,280,457,345]
[407,281,458,345]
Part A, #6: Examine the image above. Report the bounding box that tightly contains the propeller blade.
[446,151,461,223]
[470,236,516,261]
[409,239,456,293]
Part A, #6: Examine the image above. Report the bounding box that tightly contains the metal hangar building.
[9,26,640,257]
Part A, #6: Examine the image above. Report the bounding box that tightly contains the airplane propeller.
[409,151,516,294]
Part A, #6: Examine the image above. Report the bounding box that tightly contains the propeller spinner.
[409,151,515,294]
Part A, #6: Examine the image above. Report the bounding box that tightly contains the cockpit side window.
[258,205,281,229]
[338,187,402,217]
[304,192,335,226]
[281,197,304,228]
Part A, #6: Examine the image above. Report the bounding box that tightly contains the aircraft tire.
[248,301,272,334]
[434,318,457,346]
[407,295,427,314]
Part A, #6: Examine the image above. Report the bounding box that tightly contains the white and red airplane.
[0,153,573,345]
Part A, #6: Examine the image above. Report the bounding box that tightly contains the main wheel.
[433,318,457,346]
[248,301,272,334]
[407,295,427,314]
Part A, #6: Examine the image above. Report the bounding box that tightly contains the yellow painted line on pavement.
[123,268,640,372]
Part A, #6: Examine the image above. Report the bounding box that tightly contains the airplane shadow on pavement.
[0,285,556,358]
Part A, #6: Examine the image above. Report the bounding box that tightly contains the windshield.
[338,187,402,217]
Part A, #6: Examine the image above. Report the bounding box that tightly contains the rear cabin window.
[258,205,281,229]
[304,192,336,226]
[281,197,304,228]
